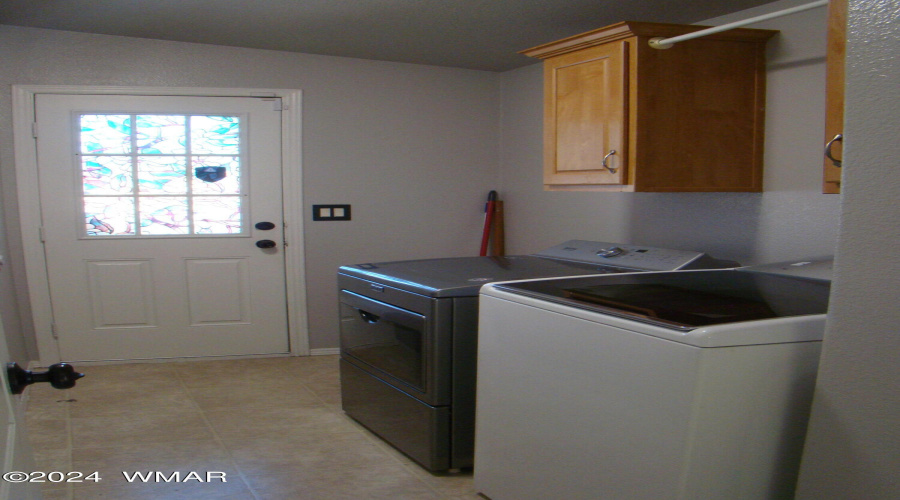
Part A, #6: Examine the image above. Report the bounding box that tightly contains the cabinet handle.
[601,150,618,174]
[825,134,843,168]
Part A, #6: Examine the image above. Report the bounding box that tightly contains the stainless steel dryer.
[337,240,736,471]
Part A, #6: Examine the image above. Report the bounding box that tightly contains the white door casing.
[0,315,42,500]
[13,86,308,364]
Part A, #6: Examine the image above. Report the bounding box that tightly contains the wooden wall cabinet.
[522,22,777,192]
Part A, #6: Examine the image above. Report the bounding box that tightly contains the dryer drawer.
[340,359,450,471]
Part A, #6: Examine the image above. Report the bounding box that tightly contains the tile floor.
[25,355,480,499]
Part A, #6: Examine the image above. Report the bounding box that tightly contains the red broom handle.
[480,191,497,256]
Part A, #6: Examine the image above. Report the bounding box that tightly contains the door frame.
[12,85,308,365]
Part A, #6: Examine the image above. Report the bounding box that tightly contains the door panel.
[185,258,251,325]
[86,259,156,328]
[35,94,289,361]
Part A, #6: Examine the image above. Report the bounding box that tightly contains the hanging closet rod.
[649,0,828,49]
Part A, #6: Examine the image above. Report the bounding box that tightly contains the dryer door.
[339,290,451,405]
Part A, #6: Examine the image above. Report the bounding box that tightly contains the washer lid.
[492,269,831,332]
[741,257,833,281]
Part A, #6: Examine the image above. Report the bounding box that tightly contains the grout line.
[171,360,262,500]
[64,393,74,500]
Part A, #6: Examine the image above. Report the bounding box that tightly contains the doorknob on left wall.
[6,362,84,395]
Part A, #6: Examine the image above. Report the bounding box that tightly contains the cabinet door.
[823,0,846,193]
[544,41,627,187]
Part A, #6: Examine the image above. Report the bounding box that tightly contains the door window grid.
[79,113,244,237]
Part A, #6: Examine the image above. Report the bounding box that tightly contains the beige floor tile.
[36,486,71,500]
[26,418,70,452]
[170,359,269,387]
[32,447,72,472]
[224,432,398,472]
[70,477,255,500]
[243,462,442,500]
[70,439,251,500]
[25,355,475,500]
[69,412,214,449]
[25,386,75,432]
[72,439,236,473]
[67,389,199,418]
[304,366,343,403]
[308,384,342,406]
[184,378,323,411]
[26,382,77,403]
[172,356,329,384]
[405,468,478,498]
[205,405,360,440]
[70,363,179,390]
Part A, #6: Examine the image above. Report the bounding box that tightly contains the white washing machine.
[474,260,831,500]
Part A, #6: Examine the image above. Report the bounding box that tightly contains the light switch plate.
[312,204,352,221]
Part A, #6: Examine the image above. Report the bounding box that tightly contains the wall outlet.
[312,204,352,221]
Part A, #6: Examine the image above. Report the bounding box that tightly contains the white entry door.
[35,94,290,361]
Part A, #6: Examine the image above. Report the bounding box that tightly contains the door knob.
[7,362,84,395]
[256,239,277,249]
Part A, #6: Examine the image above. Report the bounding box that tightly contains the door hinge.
[261,98,285,111]
[32,122,38,138]
[51,323,59,340]
[39,226,46,243]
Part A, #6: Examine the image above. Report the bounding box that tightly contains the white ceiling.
[0,0,776,71]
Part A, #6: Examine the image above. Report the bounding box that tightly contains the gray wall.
[796,0,900,496]
[0,1,844,355]
[497,0,841,265]
[0,26,501,355]
[1,0,897,494]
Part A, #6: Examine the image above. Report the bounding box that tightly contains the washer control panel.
[535,240,736,271]
[596,246,625,258]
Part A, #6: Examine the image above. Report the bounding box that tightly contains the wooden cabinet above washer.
[522,21,777,192]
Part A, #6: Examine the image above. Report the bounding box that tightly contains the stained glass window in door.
[80,115,132,154]
[79,114,244,236]
[82,156,133,195]
[190,116,240,154]
[137,156,188,194]
[136,115,186,154]
[194,196,242,234]
[192,157,240,194]
[85,197,135,236]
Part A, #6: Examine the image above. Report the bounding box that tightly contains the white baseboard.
[310,348,340,356]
